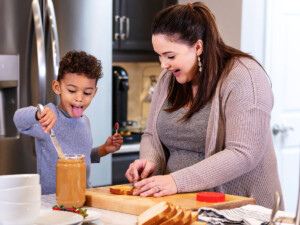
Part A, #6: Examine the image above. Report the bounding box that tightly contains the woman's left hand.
[132,174,178,197]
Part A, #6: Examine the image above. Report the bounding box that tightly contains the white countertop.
[41,194,137,225]
[113,143,140,154]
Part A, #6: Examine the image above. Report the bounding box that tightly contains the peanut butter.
[56,154,86,208]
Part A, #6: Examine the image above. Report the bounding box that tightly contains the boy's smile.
[52,73,98,118]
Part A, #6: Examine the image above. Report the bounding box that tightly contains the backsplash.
[112,62,161,131]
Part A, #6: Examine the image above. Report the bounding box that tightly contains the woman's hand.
[133,174,178,198]
[125,159,155,183]
[36,107,56,133]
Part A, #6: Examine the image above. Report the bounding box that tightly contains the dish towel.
[198,204,295,225]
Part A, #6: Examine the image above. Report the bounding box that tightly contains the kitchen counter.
[113,143,140,154]
[42,194,137,225]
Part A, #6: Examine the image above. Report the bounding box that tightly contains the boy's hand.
[36,107,56,133]
[99,133,123,157]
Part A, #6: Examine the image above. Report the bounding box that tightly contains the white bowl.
[0,200,41,225]
[0,184,41,202]
[0,174,39,189]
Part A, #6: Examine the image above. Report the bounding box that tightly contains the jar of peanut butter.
[56,154,86,208]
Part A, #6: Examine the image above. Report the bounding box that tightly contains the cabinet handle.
[120,16,129,40]
[125,17,130,39]
[120,16,126,40]
[114,15,120,40]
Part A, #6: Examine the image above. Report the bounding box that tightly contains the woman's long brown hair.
[151,1,257,121]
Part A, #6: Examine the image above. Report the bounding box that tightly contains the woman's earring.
[198,56,202,72]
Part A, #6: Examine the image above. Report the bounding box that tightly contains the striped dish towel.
[198,204,295,225]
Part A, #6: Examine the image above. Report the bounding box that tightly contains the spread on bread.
[137,201,199,225]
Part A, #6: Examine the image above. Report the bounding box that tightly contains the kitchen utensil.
[85,185,256,215]
[115,122,119,134]
[269,191,296,224]
[37,104,64,158]
[270,192,280,225]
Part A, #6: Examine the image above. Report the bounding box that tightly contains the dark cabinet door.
[113,0,177,62]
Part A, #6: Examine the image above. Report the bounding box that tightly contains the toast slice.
[174,209,192,225]
[137,201,171,225]
[109,184,138,195]
[156,205,177,224]
[190,211,199,224]
[160,206,184,225]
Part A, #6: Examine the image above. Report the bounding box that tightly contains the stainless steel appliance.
[0,0,113,186]
[0,0,59,174]
[112,66,129,128]
[112,65,142,144]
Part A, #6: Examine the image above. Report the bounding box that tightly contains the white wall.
[240,0,266,65]
[84,0,113,187]
[178,0,242,49]
[178,0,266,65]
[56,0,113,186]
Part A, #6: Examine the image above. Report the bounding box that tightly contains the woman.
[125,2,284,210]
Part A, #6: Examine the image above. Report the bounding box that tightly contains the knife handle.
[37,104,44,114]
[37,104,55,135]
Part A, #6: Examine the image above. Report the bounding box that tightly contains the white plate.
[83,210,102,223]
[35,209,83,225]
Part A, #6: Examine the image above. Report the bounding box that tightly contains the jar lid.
[196,192,225,203]
[58,154,85,159]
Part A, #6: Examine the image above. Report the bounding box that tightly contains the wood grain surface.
[85,185,256,216]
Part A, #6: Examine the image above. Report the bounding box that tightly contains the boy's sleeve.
[91,147,100,163]
[13,106,44,139]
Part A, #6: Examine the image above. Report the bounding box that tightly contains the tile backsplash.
[112,62,161,131]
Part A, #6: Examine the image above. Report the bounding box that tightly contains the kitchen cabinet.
[113,0,177,62]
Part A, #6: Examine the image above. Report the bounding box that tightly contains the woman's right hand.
[125,159,155,183]
[36,107,56,133]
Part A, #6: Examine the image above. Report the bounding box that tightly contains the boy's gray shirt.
[13,103,100,194]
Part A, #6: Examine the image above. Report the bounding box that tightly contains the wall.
[56,0,113,187]
[179,0,266,64]
[179,0,242,49]
[87,0,113,187]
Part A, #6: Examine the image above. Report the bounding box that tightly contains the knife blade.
[37,104,64,158]
[50,130,64,157]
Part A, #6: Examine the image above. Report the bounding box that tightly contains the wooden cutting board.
[85,185,256,215]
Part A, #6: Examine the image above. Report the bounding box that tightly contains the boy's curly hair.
[58,51,103,85]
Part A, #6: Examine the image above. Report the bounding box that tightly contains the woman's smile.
[172,69,181,77]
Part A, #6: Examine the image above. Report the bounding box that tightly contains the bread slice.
[137,201,171,225]
[156,204,177,224]
[109,184,138,195]
[174,209,192,225]
[160,206,184,225]
[189,211,199,224]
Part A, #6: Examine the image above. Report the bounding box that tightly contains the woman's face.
[152,34,202,85]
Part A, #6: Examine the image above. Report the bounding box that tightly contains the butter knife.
[37,104,64,158]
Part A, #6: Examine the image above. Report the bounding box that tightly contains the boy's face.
[52,73,98,118]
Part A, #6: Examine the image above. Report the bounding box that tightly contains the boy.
[13,51,123,194]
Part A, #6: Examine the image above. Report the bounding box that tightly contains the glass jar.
[56,154,86,208]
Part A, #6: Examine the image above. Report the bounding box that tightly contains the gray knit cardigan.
[140,57,284,210]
